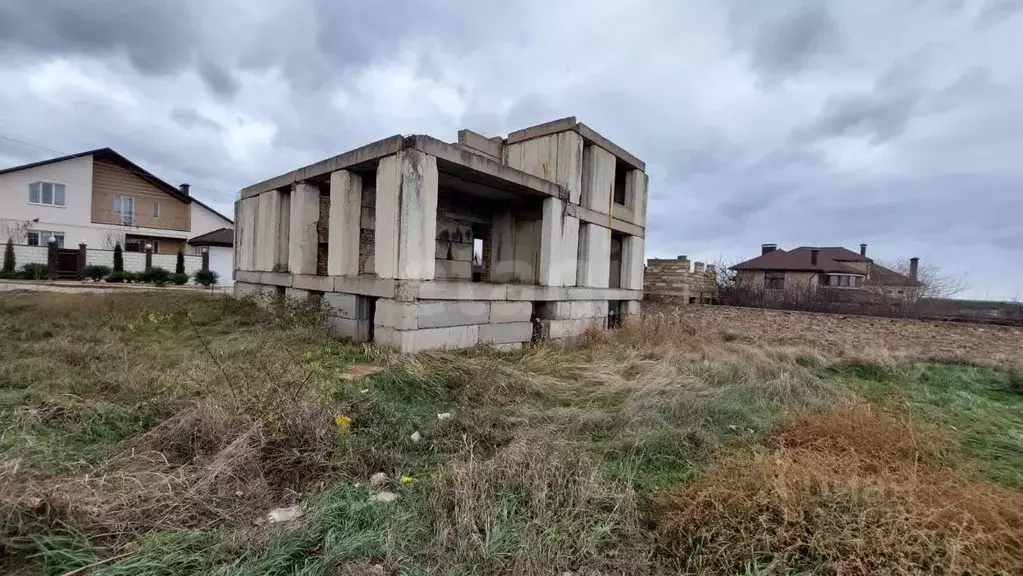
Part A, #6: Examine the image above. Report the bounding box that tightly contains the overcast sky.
[1,0,1020,299]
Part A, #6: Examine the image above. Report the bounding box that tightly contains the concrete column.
[256,190,287,272]
[289,181,320,275]
[622,235,645,290]
[375,150,438,280]
[556,131,584,204]
[627,170,648,227]
[327,170,362,276]
[581,144,616,212]
[539,197,579,286]
[576,222,611,288]
[235,196,260,272]
[490,208,516,282]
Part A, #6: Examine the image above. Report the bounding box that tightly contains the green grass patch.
[829,361,1023,488]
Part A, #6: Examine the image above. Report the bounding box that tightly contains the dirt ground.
[651,303,1023,366]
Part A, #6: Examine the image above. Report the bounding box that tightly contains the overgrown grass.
[1,291,1020,574]
[827,361,1023,488]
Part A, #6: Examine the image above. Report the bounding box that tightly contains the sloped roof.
[187,227,234,247]
[867,263,923,287]
[731,247,863,274]
[795,246,870,263]
[0,147,192,203]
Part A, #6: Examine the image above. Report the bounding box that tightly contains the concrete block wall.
[12,245,48,266]
[644,256,717,302]
[373,298,533,353]
[435,216,474,280]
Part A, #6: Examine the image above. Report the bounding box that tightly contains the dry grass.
[2,291,1021,574]
[425,437,650,574]
[652,405,1023,575]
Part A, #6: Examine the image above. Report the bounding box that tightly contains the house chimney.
[860,243,867,257]
[179,183,190,196]
[761,243,777,255]
[909,257,919,280]
[811,248,819,266]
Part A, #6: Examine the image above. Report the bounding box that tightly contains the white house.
[0,148,234,282]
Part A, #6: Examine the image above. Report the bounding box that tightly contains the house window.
[26,230,65,248]
[113,195,135,225]
[124,237,158,253]
[153,200,160,219]
[28,182,66,206]
[764,271,785,290]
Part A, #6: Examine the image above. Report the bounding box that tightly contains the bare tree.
[877,258,968,299]
[0,219,35,243]
[100,230,125,250]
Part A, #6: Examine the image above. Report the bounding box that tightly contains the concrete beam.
[457,129,503,161]
[327,170,362,276]
[240,135,405,198]
[288,182,320,275]
[565,203,645,238]
[505,116,578,145]
[577,222,611,288]
[576,122,645,171]
[407,135,568,201]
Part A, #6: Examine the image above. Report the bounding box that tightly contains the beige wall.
[737,270,819,290]
[843,261,869,275]
[91,161,190,232]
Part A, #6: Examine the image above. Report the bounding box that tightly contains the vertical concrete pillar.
[626,170,648,227]
[327,170,362,276]
[581,145,616,212]
[556,131,584,204]
[289,181,320,275]
[375,150,438,280]
[235,196,260,272]
[490,209,516,282]
[576,222,611,288]
[256,190,287,272]
[539,197,579,286]
[622,235,645,290]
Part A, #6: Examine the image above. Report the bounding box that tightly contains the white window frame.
[153,199,161,219]
[27,181,66,207]
[26,230,65,248]
[113,195,135,226]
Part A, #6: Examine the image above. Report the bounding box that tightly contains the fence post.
[201,246,210,272]
[145,244,153,271]
[47,236,58,280]
[77,242,87,280]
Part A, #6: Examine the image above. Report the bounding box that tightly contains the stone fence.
[644,255,717,304]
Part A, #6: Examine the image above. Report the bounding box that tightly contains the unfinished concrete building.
[233,117,648,352]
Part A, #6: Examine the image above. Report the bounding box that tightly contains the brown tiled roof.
[867,263,923,287]
[187,227,234,247]
[731,247,863,274]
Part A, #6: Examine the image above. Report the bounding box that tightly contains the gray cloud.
[198,61,240,99]
[0,0,195,74]
[0,0,1020,299]
[728,1,842,78]
[169,108,223,132]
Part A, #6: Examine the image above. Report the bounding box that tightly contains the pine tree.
[113,242,124,272]
[175,250,185,274]
[2,238,14,275]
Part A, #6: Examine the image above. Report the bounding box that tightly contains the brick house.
[731,244,923,298]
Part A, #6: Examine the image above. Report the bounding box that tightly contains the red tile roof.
[731,247,864,273]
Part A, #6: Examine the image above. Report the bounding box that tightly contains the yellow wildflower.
[400,475,416,485]
[334,414,352,434]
